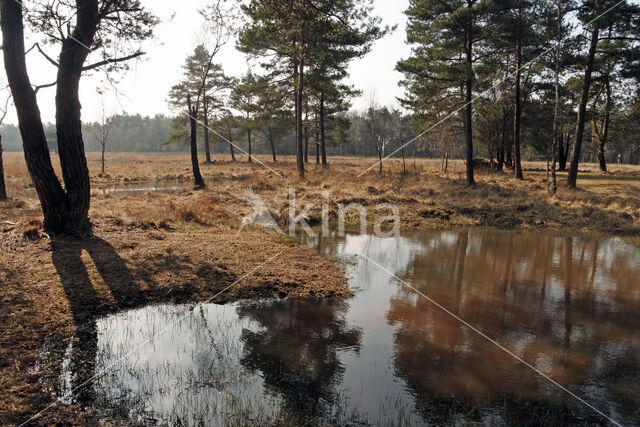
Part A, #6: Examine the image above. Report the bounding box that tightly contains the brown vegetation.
[1,152,639,425]
[5,152,637,233]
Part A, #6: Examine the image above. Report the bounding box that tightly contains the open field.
[4,152,640,234]
[5,151,639,234]
[1,152,640,424]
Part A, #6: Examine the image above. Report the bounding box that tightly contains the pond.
[39,230,640,425]
[91,182,194,196]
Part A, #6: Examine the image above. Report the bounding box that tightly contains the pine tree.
[398,0,493,186]
[590,9,640,172]
[493,0,545,180]
[567,0,640,188]
[307,69,358,168]
[202,64,232,163]
[254,78,290,162]
[238,0,385,178]
[168,45,221,188]
[230,73,261,163]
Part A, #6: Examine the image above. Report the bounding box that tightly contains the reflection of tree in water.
[387,231,640,424]
[237,298,362,419]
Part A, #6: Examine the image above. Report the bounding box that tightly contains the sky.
[1,0,412,125]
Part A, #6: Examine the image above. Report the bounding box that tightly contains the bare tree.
[390,109,408,175]
[90,96,115,175]
[367,90,389,175]
[195,8,237,164]
[435,124,455,174]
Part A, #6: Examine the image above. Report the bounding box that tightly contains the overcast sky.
[1,0,411,125]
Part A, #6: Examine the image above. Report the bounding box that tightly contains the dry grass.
[0,153,358,426]
[0,151,639,425]
[2,151,640,236]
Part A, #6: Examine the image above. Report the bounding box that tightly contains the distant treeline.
[2,106,638,164]
[0,114,175,153]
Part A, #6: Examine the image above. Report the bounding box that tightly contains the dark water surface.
[41,230,640,425]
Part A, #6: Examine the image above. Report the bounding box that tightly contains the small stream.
[38,230,640,425]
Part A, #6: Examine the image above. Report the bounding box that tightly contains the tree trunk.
[204,98,211,163]
[315,108,319,164]
[497,145,504,171]
[54,0,101,233]
[498,107,506,171]
[597,78,611,172]
[464,72,475,185]
[304,126,309,163]
[489,136,495,166]
[269,127,277,162]
[1,0,78,234]
[378,148,383,175]
[551,57,560,195]
[514,39,524,180]
[558,132,568,171]
[226,121,235,161]
[567,26,599,189]
[464,23,475,186]
[0,134,6,201]
[101,143,105,175]
[247,128,252,163]
[294,62,299,164]
[188,103,205,188]
[320,90,327,167]
[295,56,305,178]
[444,150,449,173]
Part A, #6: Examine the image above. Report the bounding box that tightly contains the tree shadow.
[50,236,145,405]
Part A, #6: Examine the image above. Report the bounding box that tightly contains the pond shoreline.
[1,154,639,425]
[29,229,640,426]
[0,222,350,426]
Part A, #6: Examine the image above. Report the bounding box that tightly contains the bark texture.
[1,0,84,234]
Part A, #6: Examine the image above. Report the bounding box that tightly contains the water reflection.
[42,230,640,425]
[237,299,362,419]
[316,230,640,424]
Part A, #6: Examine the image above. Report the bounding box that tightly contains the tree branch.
[82,51,145,71]
[34,81,58,94]
[0,94,12,125]
[31,42,60,68]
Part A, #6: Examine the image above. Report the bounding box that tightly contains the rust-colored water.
[44,230,640,425]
